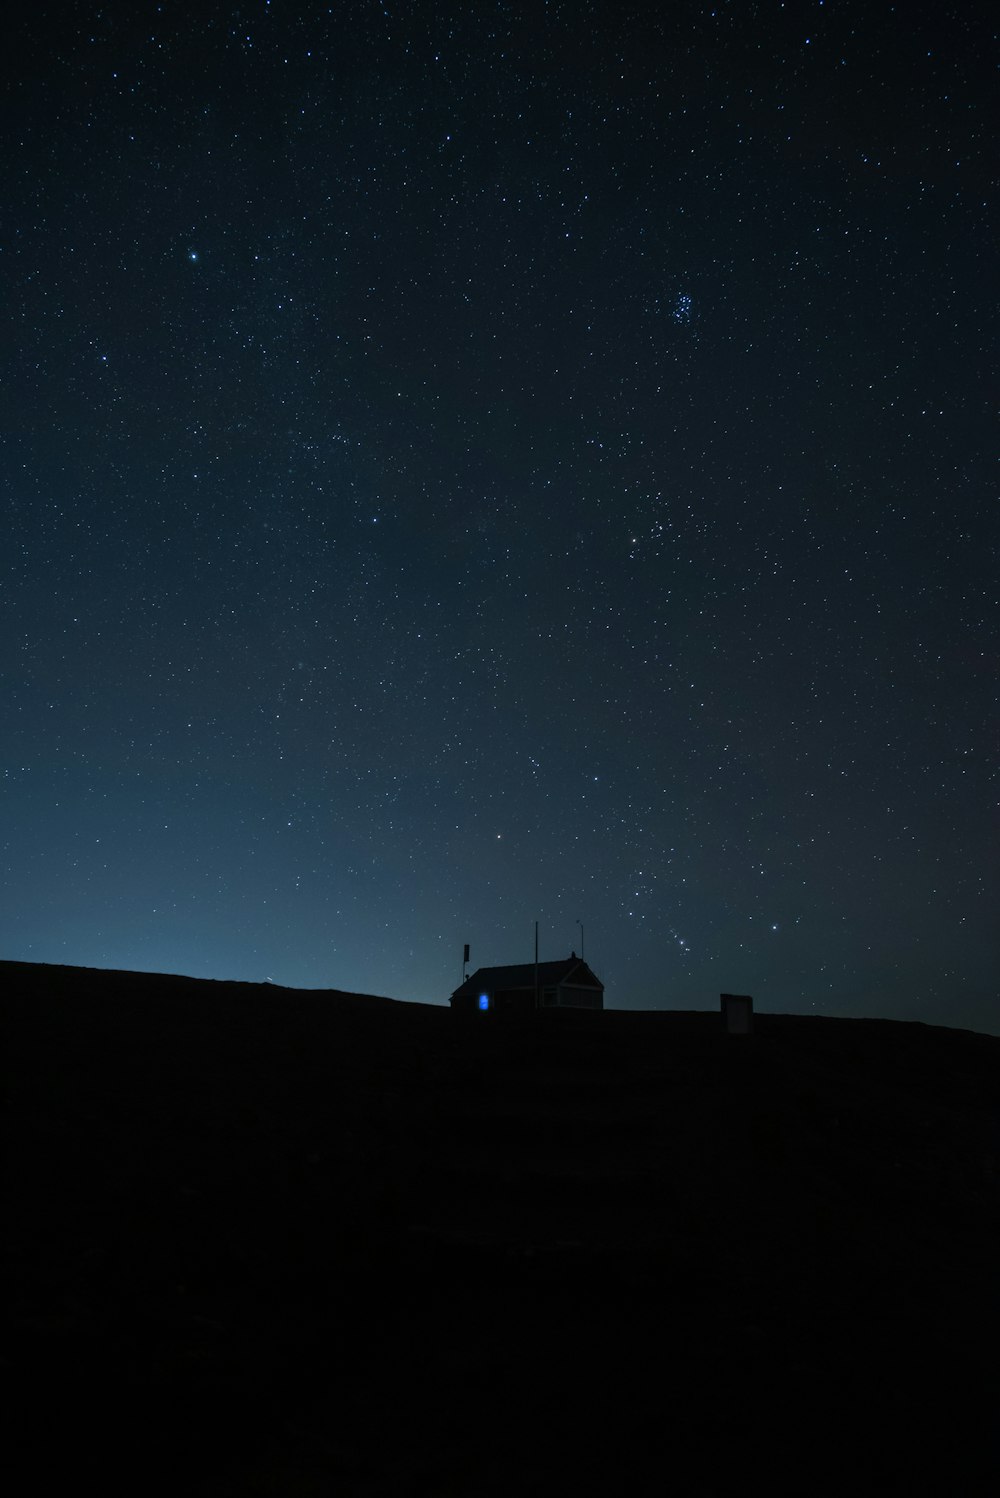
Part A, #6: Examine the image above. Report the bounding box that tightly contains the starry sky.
[3,1,997,1031]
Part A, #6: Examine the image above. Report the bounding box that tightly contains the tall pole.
[577,920,585,961]
[534,920,539,1009]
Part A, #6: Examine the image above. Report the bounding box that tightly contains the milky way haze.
[3,1,996,1031]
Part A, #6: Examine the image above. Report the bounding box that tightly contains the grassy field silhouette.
[5,960,998,1494]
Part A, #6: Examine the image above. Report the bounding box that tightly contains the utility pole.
[576,920,585,961]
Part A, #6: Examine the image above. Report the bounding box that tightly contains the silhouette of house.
[451,953,604,1013]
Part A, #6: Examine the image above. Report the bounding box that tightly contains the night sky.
[3,2,996,1031]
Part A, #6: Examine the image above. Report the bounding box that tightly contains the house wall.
[452,983,604,1012]
[556,984,603,1010]
[451,987,538,1013]
[494,988,538,1011]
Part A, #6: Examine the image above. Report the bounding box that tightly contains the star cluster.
[2,1,996,1031]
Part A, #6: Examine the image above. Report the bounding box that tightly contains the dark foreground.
[4,961,999,1495]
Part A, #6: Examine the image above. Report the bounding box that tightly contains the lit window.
[478,994,490,1011]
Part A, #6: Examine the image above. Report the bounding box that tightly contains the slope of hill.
[4,960,999,1494]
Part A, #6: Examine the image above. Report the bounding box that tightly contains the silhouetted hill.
[4,960,999,1495]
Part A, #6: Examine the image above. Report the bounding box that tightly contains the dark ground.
[4,960,999,1495]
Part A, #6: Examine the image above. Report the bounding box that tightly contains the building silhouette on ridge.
[450,953,603,1012]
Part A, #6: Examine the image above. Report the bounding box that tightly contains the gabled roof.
[451,954,602,1000]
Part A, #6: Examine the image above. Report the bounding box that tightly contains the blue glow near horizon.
[478,993,489,1010]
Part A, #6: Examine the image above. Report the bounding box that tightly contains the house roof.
[451,954,603,1000]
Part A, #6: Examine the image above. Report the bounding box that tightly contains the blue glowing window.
[478,994,490,1011]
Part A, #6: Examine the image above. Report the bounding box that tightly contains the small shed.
[451,953,604,1013]
[721,992,754,1034]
